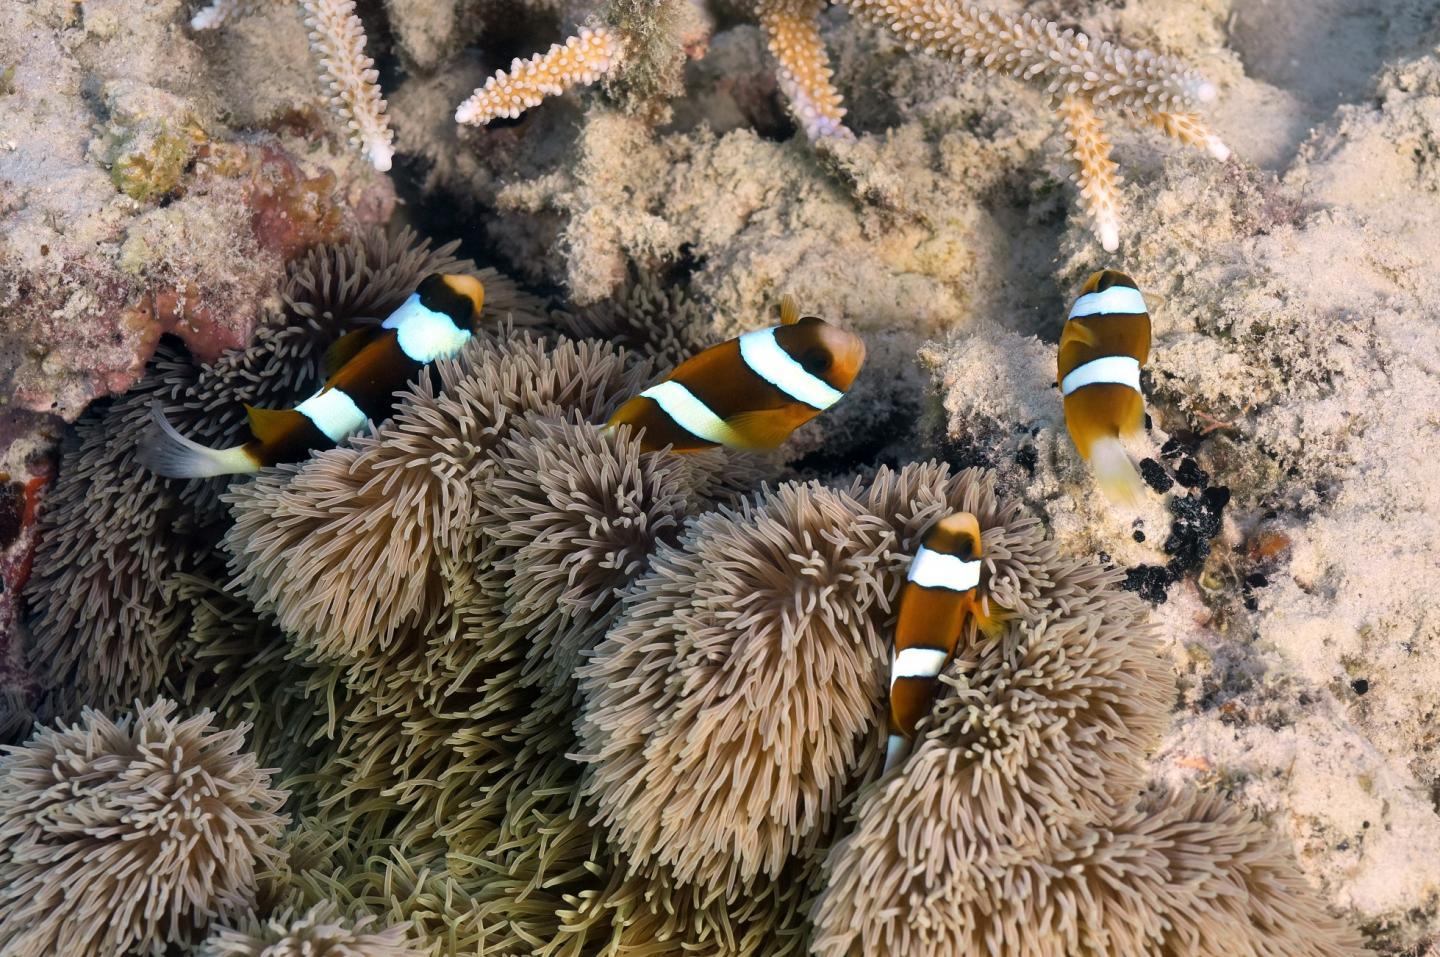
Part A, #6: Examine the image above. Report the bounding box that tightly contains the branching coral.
[191,0,394,171]
[199,901,423,957]
[455,27,625,127]
[299,0,396,171]
[0,699,288,957]
[466,0,1227,249]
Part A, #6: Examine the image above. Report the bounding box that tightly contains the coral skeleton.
[191,0,394,172]
[455,26,624,126]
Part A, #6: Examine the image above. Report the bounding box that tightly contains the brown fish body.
[606,304,866,453]
[140,274,486,478]
[1057,270,1151,504]
[883,512,1003,773]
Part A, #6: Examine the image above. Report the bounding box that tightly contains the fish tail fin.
[137,402,260,479]
[882,732,909,775]
[1089,435,1145,507]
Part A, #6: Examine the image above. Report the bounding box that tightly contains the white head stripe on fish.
[738,326,845,410]
[906,547,982,592]
[1068,285,1148,319]
[295,387,368,443]
[640,380,746,446]
[383,293,472,363]
[891,646,950,682]
[1061,355,1143,397]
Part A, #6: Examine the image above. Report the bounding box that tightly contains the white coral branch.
[299,0,395,171]
[843,0,1214,113]
[455,27,623,127]
[757,0,852,141]
[1150,111,1232,161]
[1059,95,1122,252]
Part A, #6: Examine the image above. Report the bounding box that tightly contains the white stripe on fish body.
[1061,355,1143,398]
[738,326,845,410]
[383,292,473,363]
[906,547,982,592]
[295,387,368,443]
[883,733,908,774]
[1068,285,1148,319]
[641,380,745,446]
[891,647,951,683]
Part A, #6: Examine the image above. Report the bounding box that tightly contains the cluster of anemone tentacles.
[3,230,1364,956]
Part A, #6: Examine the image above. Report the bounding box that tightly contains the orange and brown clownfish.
[603,297,866,453]
[1057,269,1151,506]
[883,511,1005,774]
[139,273,486,478]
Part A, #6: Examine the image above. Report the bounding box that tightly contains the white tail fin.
[136,402,259,479]
[1089,436,1145,507]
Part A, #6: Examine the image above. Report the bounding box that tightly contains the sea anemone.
[198,901,423,957]
[575,460,1180,904]
[0,699,288,956]
[576,478,895,893]
[223,335,658,663]
[812,786,1366,956]
[22,227,498,715]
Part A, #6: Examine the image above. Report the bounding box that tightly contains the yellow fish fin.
[323,327,378,378]
[971,597,1010,641]
[245,404,296,445]
[779,294,801,326]
[721,409,794,450]
[1059,320,1098,351]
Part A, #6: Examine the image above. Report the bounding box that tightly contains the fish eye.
[955,537,975,559]
[800,348,832,374]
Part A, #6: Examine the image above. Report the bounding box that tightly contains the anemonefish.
[883,511,1004,774]
[603,297,866,453]
[1057,269,1151,506]
[139,273,486,478]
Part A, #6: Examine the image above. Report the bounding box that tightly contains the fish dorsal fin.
[722,409,795,450]
[323,327,378,378]
[779,294,801,326]
[245,404,295,445]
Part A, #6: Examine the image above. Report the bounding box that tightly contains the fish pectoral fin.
[323,327,378,377]
[779,294,801,326]
[721,410,793,450]
[244,404,296,445]
[1059,320,1098,351]
[971,598,1010,641]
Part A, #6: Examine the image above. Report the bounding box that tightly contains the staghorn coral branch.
[455,27,624,126]
[299,0,395,171]
[842,0,1214,113]
[756,0,852,141]
[1059,95,1122,252]
[1150,110,1232,161]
